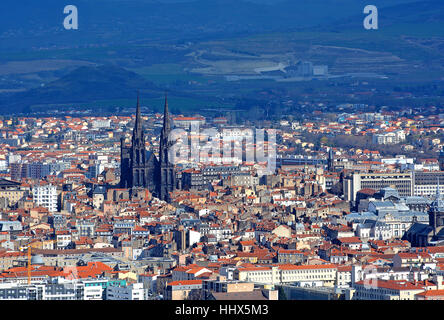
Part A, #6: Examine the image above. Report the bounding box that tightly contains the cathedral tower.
[429,178,444,236]
[439,147,444,171]
[159,93,176,202]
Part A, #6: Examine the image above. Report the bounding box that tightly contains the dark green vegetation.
[0,65,159,113]
[0,65,234,114]
[0,0,443,116]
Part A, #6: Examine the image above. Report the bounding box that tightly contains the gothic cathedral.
[120,94,176,202]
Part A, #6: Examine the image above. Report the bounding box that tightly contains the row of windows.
[282,269,333,274]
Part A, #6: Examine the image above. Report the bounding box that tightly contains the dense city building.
[0,102,441,302]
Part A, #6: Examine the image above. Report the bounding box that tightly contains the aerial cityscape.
[0,0,443,305]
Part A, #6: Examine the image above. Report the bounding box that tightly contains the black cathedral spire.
[133,91,143,141]
[159,92,176,202]
[163,92,170,132]
[135,91,142,132]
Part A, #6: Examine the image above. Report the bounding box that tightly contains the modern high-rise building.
[10,162,51,181]
[120,94,176,202]
[413,171,444,198]
[343,172,413,202]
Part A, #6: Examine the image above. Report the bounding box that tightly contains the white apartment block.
[372,130,406,145]
[234,264,337,287]
[414,184,444,197]
[32,184,58,212]
[106,283,145,300]
[413,171,444,198]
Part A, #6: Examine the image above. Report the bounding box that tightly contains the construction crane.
[27,245,31,285]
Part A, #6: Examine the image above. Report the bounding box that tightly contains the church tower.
[159,93,176,202]
[429,178,444,236]
[120,93,165,200]
[327,147,334,171]
[130,93,147,187]
[439,147,444,171]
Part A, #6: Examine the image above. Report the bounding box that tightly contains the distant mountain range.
[1,0,443,113]
[316,0,444,32]
[0,0,432,50]
[0,65,162,113]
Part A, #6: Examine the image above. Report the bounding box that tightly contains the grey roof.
[374,220,389,227]
[346,212,377,222]
[0,178,21,188]
[404,196,432,205]
[379,187,400,199]
[382,211,429,222]
[370,201,396,208]
[406,223,433,237]
[393,203,410,211]
[93,186,107,194]
[358,220,375,229]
